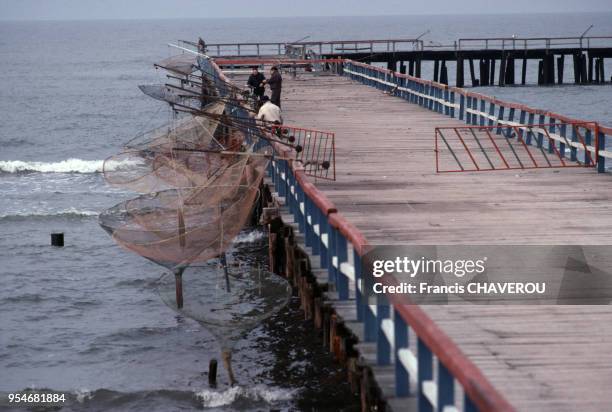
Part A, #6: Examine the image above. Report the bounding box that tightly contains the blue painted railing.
[267,156,514,412]
[343,60,611,173]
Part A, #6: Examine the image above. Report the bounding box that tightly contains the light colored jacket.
[256,101,283,124]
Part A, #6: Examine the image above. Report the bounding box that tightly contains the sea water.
[1,14,611,411]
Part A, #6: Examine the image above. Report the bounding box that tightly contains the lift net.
[102,103,229,191]
[98,48,294,383]
[99,153,268,270]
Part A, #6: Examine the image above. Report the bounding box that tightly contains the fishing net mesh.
[99,51,294,372]
[100,150,269,270]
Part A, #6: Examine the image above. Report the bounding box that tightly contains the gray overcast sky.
[1,0,612,20]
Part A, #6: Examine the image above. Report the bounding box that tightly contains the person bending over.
[256,95,283,124]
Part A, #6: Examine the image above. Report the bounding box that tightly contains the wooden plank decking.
[279,73,612,411]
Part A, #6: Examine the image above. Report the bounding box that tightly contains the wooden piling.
[433,60,439,82]
[498,56,506,86]
[580,54,588,84]
[456,57,465,87]
[51,232,64,247]
[313,296,322,328]
[557,55,564,84]
[542,56,550,84]
[415,59,421,78]
[329,313,338,353]
[505,57,515,85]
[208,359,218,386]
[573,53,581,83]
[268,232,277,274]
[469,59,477,86]
[588,54,594,83]
[284,231,295,282]
[440,61,448,85]
[175,271,183,309]
[408,60,414,76]
[347,358,361,393]
[489,58,496,86]
[521,58,527,85]
[547,55,555,84]
[479,59,486,86]
[538,60,544,85]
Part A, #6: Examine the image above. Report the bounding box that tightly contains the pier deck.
[280,73,612,410]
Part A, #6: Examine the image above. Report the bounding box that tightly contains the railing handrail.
[344,59,612,132]
[459,35,612,41]
[201,38,422,47]
[189,36,612,55]
[457,35,612,50]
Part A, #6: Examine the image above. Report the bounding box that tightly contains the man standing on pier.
[247,66,265,102]
[261,66,282,108]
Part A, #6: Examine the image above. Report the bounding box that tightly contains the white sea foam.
[233,230,266,244]
[75,388,93,403]
[0,207,98,220]
[196,385,294,408]
[0,158,138,174]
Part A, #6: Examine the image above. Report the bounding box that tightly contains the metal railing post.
[598,130,606,173]
[437,362,455,412]
[376,304,391,365]
[418,337,434,412]
[354,248,364,322]
[394,311,410,396]
[336,233,349,299]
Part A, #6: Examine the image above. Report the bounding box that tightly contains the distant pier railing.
[186,35,612,87]
[182,38,424,57]
[456,35,612,51]
[343,59,611,173]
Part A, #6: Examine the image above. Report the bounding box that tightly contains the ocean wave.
[4,388,196,408]
[196,385,294,408]
[2,386,293,410]
[0,208,98,222]
[0,158,137,174]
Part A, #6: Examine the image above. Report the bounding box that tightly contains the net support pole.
[222,350,236,386]
[175,268,184,309]
[220,252,231,293]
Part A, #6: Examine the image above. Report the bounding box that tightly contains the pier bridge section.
[242,63,612,410]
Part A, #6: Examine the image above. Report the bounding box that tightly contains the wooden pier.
[207,49,612,411]
[276,71,612,410]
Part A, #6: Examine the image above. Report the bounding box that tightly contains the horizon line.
[2,10,612,23]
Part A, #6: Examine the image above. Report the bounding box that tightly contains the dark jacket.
[247,72,266,96]
[267,71,282,91]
